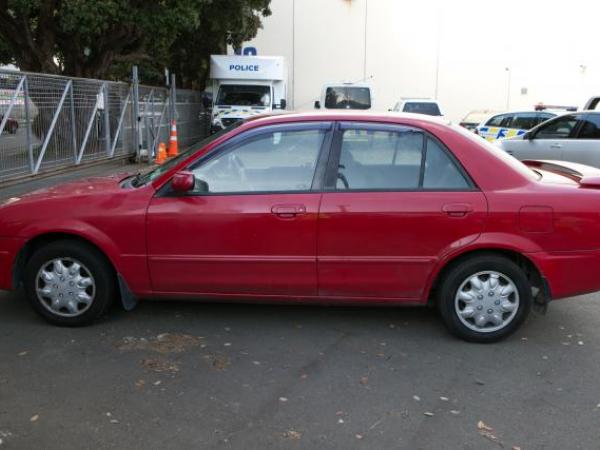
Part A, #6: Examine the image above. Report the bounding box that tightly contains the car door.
[317,122,487,300]
[504,114,581,161]
[561,113,600,168]
[146,121,332,296]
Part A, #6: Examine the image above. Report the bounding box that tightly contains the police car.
[476,110,557,142]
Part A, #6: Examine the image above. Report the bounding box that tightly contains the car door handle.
[271,204,306,218]
[442,203,473,217]
[550,144,562,149]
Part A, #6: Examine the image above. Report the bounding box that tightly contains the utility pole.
[363,0,368,80]
[505,67,511,110]
[434,9,442,99]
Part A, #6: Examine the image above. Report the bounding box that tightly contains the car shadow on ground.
[1,287,448,339]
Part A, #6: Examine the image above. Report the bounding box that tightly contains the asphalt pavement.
[1,164,600,449]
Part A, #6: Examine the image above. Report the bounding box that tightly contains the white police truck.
[209,55,288,131]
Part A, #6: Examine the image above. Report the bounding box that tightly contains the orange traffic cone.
[155,142,167,164]
[167,120,178,157]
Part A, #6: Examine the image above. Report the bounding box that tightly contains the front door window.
[192,128,326,193]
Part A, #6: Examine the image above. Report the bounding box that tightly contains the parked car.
[497,112,600,166]
[476,111,556,142]
[392,98,443,117]
[3,112,600,342]
[459,110,500,131]
[0,114,18,134]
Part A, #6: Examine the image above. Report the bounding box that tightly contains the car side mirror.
[314,100,321,109]
[523,131,534,140]
[171,171,195,193]
[195,178,209,193]
[279,99,287,110]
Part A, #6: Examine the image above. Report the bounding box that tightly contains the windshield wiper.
[130,172,144,187]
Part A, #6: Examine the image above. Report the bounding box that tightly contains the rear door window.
[333,124,471,191]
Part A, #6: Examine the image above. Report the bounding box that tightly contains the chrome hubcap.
[454,271,519,333]
[36,258,95,317]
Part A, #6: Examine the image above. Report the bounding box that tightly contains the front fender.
[19,219,124,270]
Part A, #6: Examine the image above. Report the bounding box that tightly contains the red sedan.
[1,112,600,342]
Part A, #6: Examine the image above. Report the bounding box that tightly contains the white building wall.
[245,0,600,121]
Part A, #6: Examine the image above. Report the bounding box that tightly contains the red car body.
[2,112,600,307]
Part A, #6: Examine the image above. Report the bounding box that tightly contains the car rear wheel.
[24,240,116,326]
[437,254,531,342]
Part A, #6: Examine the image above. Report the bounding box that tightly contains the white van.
[314,82,372,110]
[209,55,288,131]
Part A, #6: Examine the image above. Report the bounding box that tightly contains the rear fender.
[423,233,545,301]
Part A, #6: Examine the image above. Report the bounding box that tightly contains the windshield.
[216,85,271,107]
[462,112,491,124]
[133,123,243,186]
[325,87,371,109]
[403,102,442,116]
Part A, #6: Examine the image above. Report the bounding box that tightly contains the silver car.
[497,112,600,167]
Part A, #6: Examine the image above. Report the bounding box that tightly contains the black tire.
[24,240,117,326]
[437,254,531,343]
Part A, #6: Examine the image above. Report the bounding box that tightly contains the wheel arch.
[425,247,548,306]
[12,231,119,290]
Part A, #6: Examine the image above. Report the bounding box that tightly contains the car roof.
[243,110,451,127]
[489,110,558,116]
[322,82,371,88]
[398,98,438,103]
[477,110,559,126]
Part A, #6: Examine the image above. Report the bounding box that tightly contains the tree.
[0,0,270,150]
[0,0,271,88]
[168,0,271,89]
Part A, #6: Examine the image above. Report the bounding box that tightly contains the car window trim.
[324,121,478,193]
[156,121,335,198]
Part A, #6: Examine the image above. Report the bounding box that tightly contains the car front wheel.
[437,254,532,342]
[24,240,116,326]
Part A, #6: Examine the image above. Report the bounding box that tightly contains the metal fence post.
[170,74,177,124]
[34,79,72,174]
[103,83,111,154]
[23,76,34,173]
[69,81,78,162]
[143,89,154,159]
[131,66,141,160]
[76,82,106,164]
[110,87,131,157]
[150,90,156,158]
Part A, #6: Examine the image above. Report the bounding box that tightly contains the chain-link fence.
[0,68,209,182]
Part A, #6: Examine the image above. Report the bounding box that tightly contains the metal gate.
[0,67,207,182]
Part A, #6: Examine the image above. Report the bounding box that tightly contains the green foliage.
[0,0,271,88]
